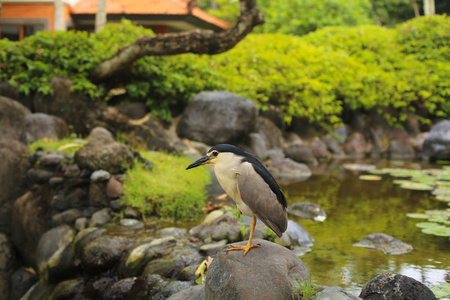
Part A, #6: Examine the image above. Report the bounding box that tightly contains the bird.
[186,144,287,255]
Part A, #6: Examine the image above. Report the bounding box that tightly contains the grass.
[28,137,85,155]
[292,276,319,300]
[122,151,211,221]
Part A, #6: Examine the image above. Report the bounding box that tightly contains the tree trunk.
[54,0,65,31]
[411,0,420,17]
[91,0,264,82]
[423,0,435,16]
[95,0,107,33]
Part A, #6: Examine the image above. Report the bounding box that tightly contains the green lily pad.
[406,213,430,219]
[433,187,450,196]
[415,222,440,229]
[410,176,436,184]
[435,195,450,202]
[400,181,434,191]
[359,175,382,181]
[421,226,450,237]
[367,169,391,175]
[428,215,448,223]
[393,179,412,185]
[425,210,450,217]
[343,164,376,171]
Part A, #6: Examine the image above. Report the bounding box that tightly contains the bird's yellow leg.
[226,216,259,255]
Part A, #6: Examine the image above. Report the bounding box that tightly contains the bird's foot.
[226,243,259,256]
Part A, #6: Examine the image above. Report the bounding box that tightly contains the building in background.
[0,0,229,40]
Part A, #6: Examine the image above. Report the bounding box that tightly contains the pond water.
[279,159,450,296]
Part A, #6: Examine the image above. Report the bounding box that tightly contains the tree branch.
[91,0,264,82]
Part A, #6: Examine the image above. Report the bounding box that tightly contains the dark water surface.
[279,159,450,295]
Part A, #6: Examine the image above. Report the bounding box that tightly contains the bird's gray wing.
[237,163,287,237]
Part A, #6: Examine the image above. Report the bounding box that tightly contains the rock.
[88,208,111,227]
[142,245,202,279]
[157,227,187,238]
[412,132,427,153]
[353,233,413,255]
[118,102,147,119]
[0,96,31,141]
[52,208,83,226]
[168,284,205,300]
[177,265,198,282]
[10,268,39,300]
[35,225,75,283]
[106,176,124,198]
[359,273,437,300]
[247,132,268,160]
[322,133,342,155]
[0,139,30,234]
[23,113,69,144]
[344,132,369,157]
[0,81,33,110]
[20,281,54,300]
[74,217,89,231]
[33,76,102,135]
[0,233,18,300]
[88,126,114,140]
[387,128,414,159]
[284,142,318,165]
[49,278,84,299]
[285,220,314,248]
[199,240,228,256]
[265,158,312,181]
[422,120,450,160]
[177,91,258,145]
[119,218,144,229]
[193,212,241,242]
[101,277,136,300]
[84,277,115,299]
[49,176,64,187]
[287,202,326,222]
[90,169,111,182]
[12,189,49,267]
[26,168,54,184]
[203,210,225,226]
[79,233,132,274]
[124,207,140,218]
[316,286,360,300]
[63,164,80,178]
[75,136,134,173]
[39,153,65,168]
[309,138,331,160]
[88,182,109,207]
[131,117,175,151]
[254,116,284,150]
[267,148,286,162]
[119,238,177,278]
[205,239,310,300]
[127,274,192,299]
[72,227,106,257]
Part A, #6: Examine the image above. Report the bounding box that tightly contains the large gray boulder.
[0,233,18,300]
[23,113,69,144]
[0,139,30,234]
[0,96,31,141]
[177,91,258,145]
[423,120,450,160]
[360,273,437,300]
[205,239,310,300]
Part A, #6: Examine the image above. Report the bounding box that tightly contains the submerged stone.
[353,233,413,255]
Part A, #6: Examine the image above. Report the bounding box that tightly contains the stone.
[0,233,18,300]
[309,138,331,160]
[79,234,132,274]
[75,136,134,173]
[203,210,225,226]
[387,128,414,159]
[35,225,75,283]
[88,208,111,227]
[63,164,80,178]
[157,227,187,238]
[88,127,114,140]
[106,176,124,198]
[10,268,39,300]
[177,91,258,145]
[0,139,30,234]
[88,182,109,207]
[359,273,437,300]
[255,116,284,150]
[49,278,85,299]
[205,239,310,300]
[38,153,65,168]
[284,142,318,165]
[119,218,144,229]
[404,112,421,137]
[33,76,103,135]
[74,217,89,231]
[422,120,450,160]
[287,202,326,222]
[52,208,83,226]
[0,96,31,141]
[12,189,48,267]
[353,233,413,255]
[0,81,33,110]
[124,207,140,218]
[84,277,115,299]
[131,117,175,151]
[199,240,228,256]
[118,102,147,119]
[167,284,205,300]
[49,176,64,187]
[247,132,268,160]
[26,168,54,184]
[101,277,136,300]
[344,132,369,157]
[315,286,360,300]
[23,113,69,144]
[284,220,314,248]
[265,158,312,181]
[322,133,342,155]
[127,274,192,299]
[90,169,111,182]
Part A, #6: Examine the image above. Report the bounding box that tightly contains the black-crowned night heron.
[186,144,287,255]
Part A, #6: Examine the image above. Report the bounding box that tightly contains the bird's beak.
[186,155,211,170]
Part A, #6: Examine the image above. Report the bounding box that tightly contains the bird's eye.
[212,151,218,157]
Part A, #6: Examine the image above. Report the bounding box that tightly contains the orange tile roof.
[71,0,229,29]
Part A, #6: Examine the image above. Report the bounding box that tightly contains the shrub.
[122,151,211,221]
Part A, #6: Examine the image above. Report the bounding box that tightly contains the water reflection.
[280,159,450,295]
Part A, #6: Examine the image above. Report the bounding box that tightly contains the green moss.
[122,152,211,221]
[28,138,86,155]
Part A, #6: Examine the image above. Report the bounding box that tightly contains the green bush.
[122,151,211,221]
